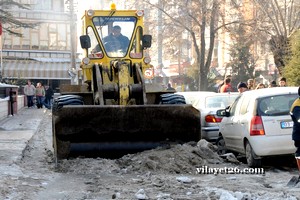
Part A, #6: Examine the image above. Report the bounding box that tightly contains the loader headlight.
[82,57,90,65]
[144,57,151,64]
[136,10,144,17]
[87,9,95,17]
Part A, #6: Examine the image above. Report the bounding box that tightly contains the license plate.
[280,121,294,129]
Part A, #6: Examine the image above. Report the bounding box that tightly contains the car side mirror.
[216,109,229,117]
[142,35,152,49]
[80,35,91,49]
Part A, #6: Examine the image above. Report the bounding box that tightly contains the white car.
[178,91,239,141]
[216,87,298,167]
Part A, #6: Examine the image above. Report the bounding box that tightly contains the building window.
[30,32,39,49]
[49,33,58,50]
[33,0,52,10]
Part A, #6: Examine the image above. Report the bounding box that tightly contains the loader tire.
[52,95,84,111]
[160,94,186,104]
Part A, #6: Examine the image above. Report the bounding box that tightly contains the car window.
[240,96,250,115]
[229,95,241,116]
[205,94,239,109]
[258,94,298,116]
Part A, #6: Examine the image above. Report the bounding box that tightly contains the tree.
[284,30,300,86]
[144,0,223,90]
[228,24,256,85]
[0,0,35,37]
[252,0,300,75]
[224,2,259,86]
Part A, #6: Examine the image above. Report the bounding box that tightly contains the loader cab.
[81,9,152,59]
[94,17,134,57]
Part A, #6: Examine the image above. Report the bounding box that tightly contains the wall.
[0,99,9,120]
[0,95,26,121]
[17,95,25,111]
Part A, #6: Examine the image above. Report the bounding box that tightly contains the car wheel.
[245,141,262,167]
[216,136,227,155]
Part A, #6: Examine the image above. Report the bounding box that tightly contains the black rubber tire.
[160,94,186,104]
[245,141,262,167]
[216,136,228,155]
[52,95,84,111]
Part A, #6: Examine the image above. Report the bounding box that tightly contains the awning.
[2,60,73,80]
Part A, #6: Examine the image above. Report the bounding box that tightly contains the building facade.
[1,0,78,92]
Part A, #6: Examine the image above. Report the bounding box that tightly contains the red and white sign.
[144,69,154,79]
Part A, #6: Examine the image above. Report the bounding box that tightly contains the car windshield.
[92,16,136,57]
[205,94,239,109]
[258,94,298,116]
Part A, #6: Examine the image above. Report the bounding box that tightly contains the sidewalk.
[0,108,46,165]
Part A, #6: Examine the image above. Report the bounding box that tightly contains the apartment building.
[218,0,275,79]
[1,0,78,92]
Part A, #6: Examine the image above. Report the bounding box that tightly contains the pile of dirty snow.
[116,140,224,174]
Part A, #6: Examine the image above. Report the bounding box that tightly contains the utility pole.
[66,0,77,84]
[157,0,165,84]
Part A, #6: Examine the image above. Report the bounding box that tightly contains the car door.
[220,95,242,150]
[223,95,248,152]
[229,96,251,153]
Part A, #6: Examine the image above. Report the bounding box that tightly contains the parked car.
[178,91,239,142]
[216,87,298,167]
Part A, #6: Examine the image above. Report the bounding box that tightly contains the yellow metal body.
[52,6,200,160]
[80,8,152,105]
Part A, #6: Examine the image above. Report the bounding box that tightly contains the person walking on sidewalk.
[24,80,36,108]
[290,86,300,175]
[44,84,54,109]
[35,82,45,109]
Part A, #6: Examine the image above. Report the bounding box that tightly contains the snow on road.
[0,108,299,199]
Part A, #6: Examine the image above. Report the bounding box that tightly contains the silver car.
[216,87,298,167]
[178,91,239,141]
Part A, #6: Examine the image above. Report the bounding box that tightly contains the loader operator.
[103,25,129,53]
[290,86,300,172]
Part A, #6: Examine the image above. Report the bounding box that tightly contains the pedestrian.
[218,75,232,93]
[237,82,248,93]
[278,77,287,87]
[290,87,300,173]
[268,80,277,88]
[247,79,255,90]
[255,83,265,89]
[35,82,45,109]
[44,84,54,109]
[23,80,36,108]
[166,83,176,91]
[219,77,234,93]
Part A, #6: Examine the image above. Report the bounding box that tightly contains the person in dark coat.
[44,84,54,109]
[103,25,129,52]
[166,83,175,91]
[290,87,300,171]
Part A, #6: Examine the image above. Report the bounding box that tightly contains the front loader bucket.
[52,104,200,159]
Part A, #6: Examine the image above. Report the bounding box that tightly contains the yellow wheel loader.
[52,3,200,160]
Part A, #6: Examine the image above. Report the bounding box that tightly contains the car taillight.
[250,116,265,136]
[205,115,222,123]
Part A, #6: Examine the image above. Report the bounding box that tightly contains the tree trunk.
[269,35,289,76]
